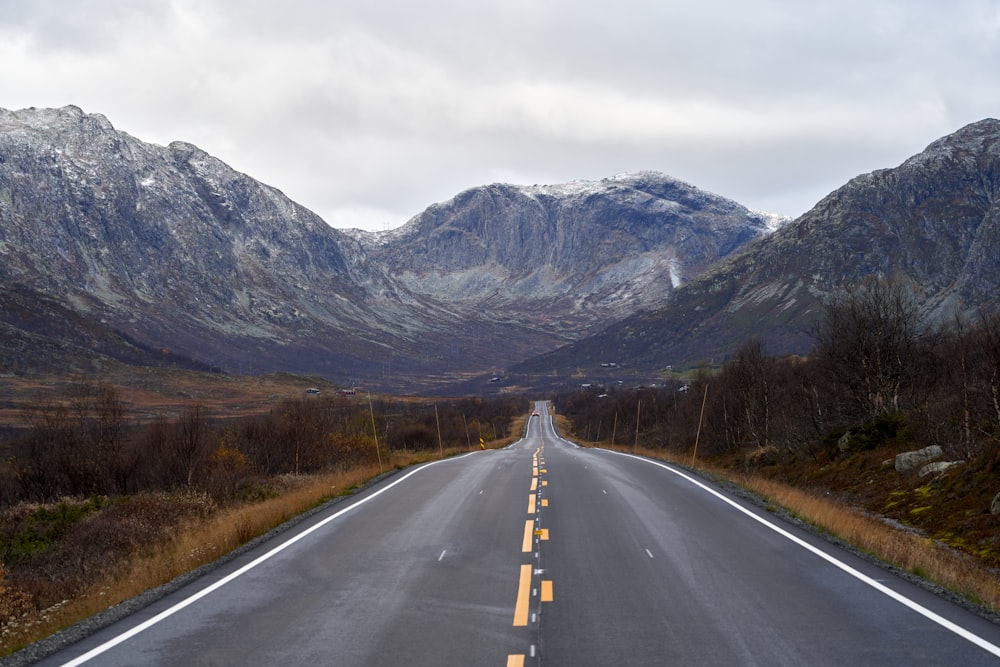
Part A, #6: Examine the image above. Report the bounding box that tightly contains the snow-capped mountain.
[364,172,786,335]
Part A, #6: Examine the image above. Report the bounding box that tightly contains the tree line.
[556,279,1000,465]
[0,389,528,507]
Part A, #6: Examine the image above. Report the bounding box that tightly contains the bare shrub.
[814,278,926,421]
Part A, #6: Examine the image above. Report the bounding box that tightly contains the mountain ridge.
[0,105,439,381]
[510,118,1000,385]
[363,171,786,333]
[0,105,779,390]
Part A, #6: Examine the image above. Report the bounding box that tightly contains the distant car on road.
[532,411,540,417]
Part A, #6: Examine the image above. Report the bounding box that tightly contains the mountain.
[0,106,471,381]
[0,106,777,390]
[360,175,785,337]
[511,118,1000,385]
[10,106,994,396]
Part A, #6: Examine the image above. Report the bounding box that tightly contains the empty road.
[28,402,1000,666]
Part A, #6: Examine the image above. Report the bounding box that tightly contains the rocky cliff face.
[0,106,450,380]
[363,174,784,333]
[0,106,778,387]
[515,119,1000,382]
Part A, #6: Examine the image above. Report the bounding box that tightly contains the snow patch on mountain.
[669,257,683,288]
[752,209,794,232]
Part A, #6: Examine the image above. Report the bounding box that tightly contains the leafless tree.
[814,278,925,421]
[172,406,210,489]
[978,309,1000,437]
[725,338,774,450]
[69,382,132,494]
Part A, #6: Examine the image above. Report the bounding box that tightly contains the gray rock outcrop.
[917,461,964,477]
[895,445,943,472]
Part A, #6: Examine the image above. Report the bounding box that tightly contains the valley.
[2,105,1000,661]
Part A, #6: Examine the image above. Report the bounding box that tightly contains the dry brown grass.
[741,475,1000,610]
[0,443,500,656]
[599,444,1000,613]
[0,468,370,654]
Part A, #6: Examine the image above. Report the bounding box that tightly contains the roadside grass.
[740,474,1000,611]
[93,465,386,609]
[0,438,517,657]
[597,444,1000,614]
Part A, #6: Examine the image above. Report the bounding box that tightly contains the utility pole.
[691,384,709,467]
[435,404,443,456]
[368,393,383,473]
[633,400,641,453]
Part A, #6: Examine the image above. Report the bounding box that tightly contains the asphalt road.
[26,402,1000,666]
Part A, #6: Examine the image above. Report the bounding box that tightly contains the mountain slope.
[0,106,450,380]
[361,174,785,335]
[512,118,1000,383]
[0,106,777,390]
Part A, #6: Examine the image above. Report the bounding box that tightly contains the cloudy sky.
[2,1,998,231]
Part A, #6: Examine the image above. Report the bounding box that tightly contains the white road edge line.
[58,453,478,666]
[603,449,1000,659]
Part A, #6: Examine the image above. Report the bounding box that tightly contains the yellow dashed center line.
[510,440,552,661]
[522,520,534,553]
[541,579,553,602]
[513,564,532,626]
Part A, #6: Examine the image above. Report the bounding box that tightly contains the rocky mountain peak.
[516,118,1000,383]
[922,117,1000,154]
[0,106,414,378]
[366,171,785,334]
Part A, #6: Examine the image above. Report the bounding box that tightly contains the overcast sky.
[2,1,998,231]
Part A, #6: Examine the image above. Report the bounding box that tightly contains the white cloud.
[1,0,999,229]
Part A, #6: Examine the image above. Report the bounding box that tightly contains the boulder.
[918,461,964,477]
[894,445,943,472]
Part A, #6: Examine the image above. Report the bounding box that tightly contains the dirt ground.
[0,368,342,432]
